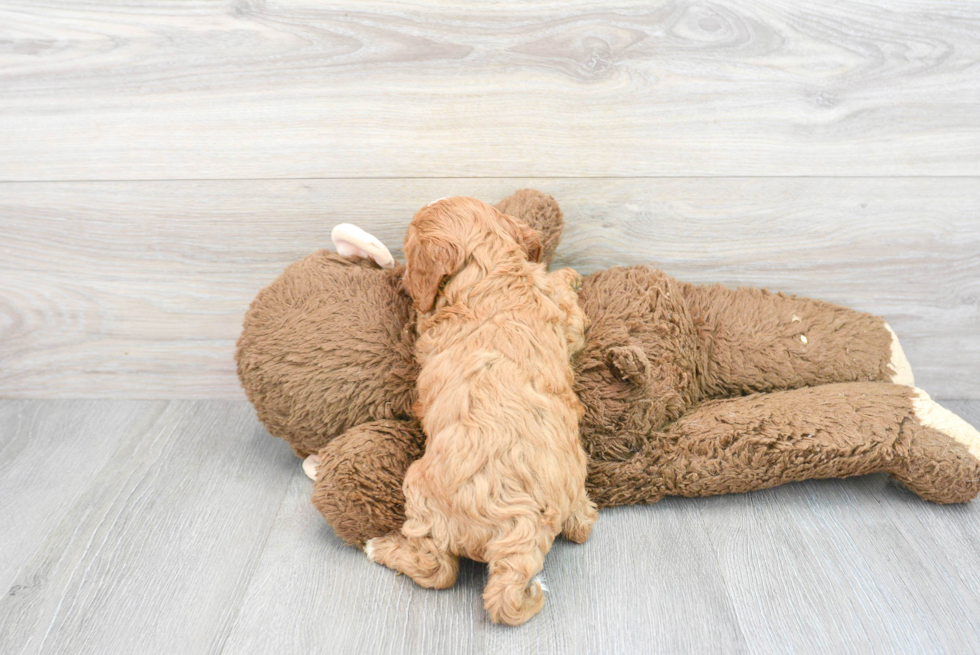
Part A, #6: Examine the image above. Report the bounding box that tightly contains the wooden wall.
[1,1,978,399]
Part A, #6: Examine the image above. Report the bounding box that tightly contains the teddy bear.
[235,190,980,547]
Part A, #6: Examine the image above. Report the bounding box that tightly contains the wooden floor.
[3,1,980,653]
[1,400,979,654]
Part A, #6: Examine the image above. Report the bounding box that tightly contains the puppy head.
[404,197,543,312]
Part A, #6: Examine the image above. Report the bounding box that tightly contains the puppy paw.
[484,577,547,626]
[364,538,377,562]
[561,268,583,291]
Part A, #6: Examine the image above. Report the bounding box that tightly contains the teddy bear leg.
[365,532,459,590]
[311,419,425,546]
[679,282,912,397]
[890,389,980,503]
[586,382,980,507]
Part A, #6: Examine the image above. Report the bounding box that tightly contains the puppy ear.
[404,236,464,313]
[502,214,543,263]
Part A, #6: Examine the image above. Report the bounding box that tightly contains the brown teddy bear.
[236,190,980,546]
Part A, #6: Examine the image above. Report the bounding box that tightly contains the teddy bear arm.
[311,419,425,546]
[679,282,912,399]
[585,382,980,508]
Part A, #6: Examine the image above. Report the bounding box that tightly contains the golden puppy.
[365,197,597,626]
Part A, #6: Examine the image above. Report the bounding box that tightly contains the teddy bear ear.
[607,345,652,386]
[331,223,395,268]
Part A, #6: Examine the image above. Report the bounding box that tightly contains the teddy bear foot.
[302,454,320,481]
[910,389,980,460]
[891,389,980,504]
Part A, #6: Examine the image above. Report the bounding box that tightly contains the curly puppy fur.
[365,198,597,626]
[236,190,563,458]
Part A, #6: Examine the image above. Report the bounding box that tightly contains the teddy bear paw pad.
[302,454,321,481]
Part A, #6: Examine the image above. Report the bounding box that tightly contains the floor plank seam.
[211,466,304,655]
[32,401,175,655]
[694,501,752,654]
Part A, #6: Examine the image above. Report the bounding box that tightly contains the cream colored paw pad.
[302,454,320,481]
[912,389,980,461]
[885,323,914,386]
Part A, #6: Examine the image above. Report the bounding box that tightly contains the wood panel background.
[2,178,977,399]
[1,0,979,179]
[0,0,978,399]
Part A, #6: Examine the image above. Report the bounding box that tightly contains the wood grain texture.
[0,401,145,594]
[222,471,492,655]
[223,471,748,655]
[698,469,980,652]
[2,401,980,654]
[2,178,977,399]
[0,400,296,655]
[1,0,979,180]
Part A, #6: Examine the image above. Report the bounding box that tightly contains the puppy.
[365,197,597,626]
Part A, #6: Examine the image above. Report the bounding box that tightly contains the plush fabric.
[235,189,980,547]
[236,191,563,457]
[236,254,418,458]
[312,383,980,544]
[312,420,425,543]
[587,382,980,506]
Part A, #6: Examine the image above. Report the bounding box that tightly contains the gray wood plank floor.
[3,400,979,655]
